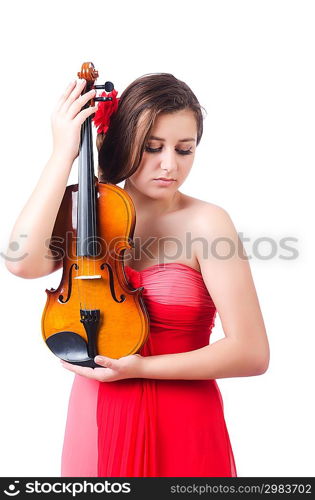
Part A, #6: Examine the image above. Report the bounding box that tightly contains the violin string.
[85,113,89,312]
[89,111,95,312]
[90,87,97,311]
[77,119,84,315]
[91,109,97,303]
[78,112,87,315]
[87,105,95,312]
[85,114,89,312]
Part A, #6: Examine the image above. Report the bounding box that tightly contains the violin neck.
[77,117,98,257]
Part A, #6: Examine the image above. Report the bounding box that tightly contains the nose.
[160,148,178,175]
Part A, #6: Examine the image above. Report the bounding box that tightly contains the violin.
[41,62,150,367]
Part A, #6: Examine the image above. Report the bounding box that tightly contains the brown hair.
[97,72,206,184]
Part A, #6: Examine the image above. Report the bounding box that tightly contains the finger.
[94,355,116,369]
[67,88,96,120]
[60,78,87,114]
[73,104,98,126]
[60,359,115,381]
[55,80,77,112]
[60,360,97,379]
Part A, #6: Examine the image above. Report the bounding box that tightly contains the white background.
[0,0,314,477]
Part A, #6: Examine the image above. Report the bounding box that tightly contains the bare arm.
[5,153,74,278]
[137,206,270,380]
[5,79,98,279]
[137,340,267,381]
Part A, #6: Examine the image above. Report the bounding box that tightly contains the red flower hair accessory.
[93,88,119,134]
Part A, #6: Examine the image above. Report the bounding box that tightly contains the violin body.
[41,62,150,367]
[42,179,149,366]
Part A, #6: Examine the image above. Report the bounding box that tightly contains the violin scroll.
[77,61,114,106]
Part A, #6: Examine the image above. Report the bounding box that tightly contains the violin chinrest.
[46,331,100,368]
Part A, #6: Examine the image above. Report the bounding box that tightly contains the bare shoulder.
[180,193,242,266]
[180,193,235,236]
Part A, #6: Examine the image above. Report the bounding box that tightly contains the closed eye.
[145,146,193,155]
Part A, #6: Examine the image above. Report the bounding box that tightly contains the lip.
[154,177,175,181]
[153,178,176,186]
[153,178,176,181]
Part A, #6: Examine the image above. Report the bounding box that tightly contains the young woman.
[6,73,269,477]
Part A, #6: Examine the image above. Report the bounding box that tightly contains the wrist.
[50,149,76,166]
[135,354,148,379]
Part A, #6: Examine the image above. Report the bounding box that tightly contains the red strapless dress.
[61,263,237,477]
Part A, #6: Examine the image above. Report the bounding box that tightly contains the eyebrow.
[148,135,196,142]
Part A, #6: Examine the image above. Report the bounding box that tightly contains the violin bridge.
[74,275,102,279]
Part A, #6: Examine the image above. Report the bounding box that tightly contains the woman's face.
[125,109,197,198]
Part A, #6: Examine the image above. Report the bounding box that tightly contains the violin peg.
[104,81,114,92]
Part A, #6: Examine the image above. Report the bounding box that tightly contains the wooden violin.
[41,62,149,367]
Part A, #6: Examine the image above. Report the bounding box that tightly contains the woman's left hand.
[60,353,144,382]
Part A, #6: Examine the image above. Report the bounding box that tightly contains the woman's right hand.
[50,79,98,162]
